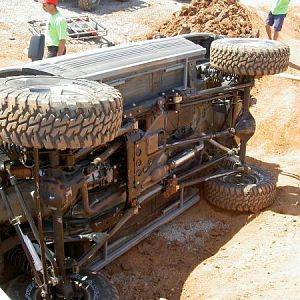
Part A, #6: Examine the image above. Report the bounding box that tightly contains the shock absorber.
[40,151,74,298]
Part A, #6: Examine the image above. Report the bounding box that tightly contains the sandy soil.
[0,1,299,300]
[151,0,254,38]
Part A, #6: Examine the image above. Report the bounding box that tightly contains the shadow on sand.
[60,0,189,15]
[105,156,300,299]
[60,0,156,15]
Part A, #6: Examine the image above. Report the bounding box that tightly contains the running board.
[88,191,200,271]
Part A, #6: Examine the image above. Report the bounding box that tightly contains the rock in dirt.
[149,0,253,38]
[120,260,134,271]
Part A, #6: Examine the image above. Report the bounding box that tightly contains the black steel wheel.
[204,163,277,212]
[210,38,290,76]
[0,75,123,150]
[6,271,119,300]
[78,0,101,11]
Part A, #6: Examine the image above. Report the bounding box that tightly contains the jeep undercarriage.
[0,34,289,299]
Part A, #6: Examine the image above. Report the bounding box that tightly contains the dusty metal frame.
[28,15,112,46]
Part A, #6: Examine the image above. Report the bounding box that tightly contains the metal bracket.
[9,216,22,226]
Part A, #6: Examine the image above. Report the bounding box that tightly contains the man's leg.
[266,24,272,40]
[273,31,280,40]
[265,12,274,40]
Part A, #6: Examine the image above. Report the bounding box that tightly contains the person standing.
[265,0,290,40]
[38,0,67,58]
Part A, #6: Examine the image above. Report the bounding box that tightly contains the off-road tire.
[6,271,119,299]
[78,0,101,11]
[210,38,290,76]
[204,163,277,212]
[0,76,123,150]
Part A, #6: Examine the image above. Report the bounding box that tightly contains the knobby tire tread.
[204,164,277,212]
[78,0,100,11]
[210,38,290,76]
[6,271,119,300]
[0,76,123,150]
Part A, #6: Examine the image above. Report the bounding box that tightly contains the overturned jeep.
[0,34,289,299]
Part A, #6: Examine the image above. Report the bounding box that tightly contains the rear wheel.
[210,38,290,76]
[78,0,101,11]
[6,271,119,300]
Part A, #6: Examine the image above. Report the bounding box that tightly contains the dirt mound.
[150,0,254,38]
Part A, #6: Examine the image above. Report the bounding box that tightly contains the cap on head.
[38,0,58,5]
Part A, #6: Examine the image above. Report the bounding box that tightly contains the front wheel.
[204,164,277,212]
[6,271,119,299]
